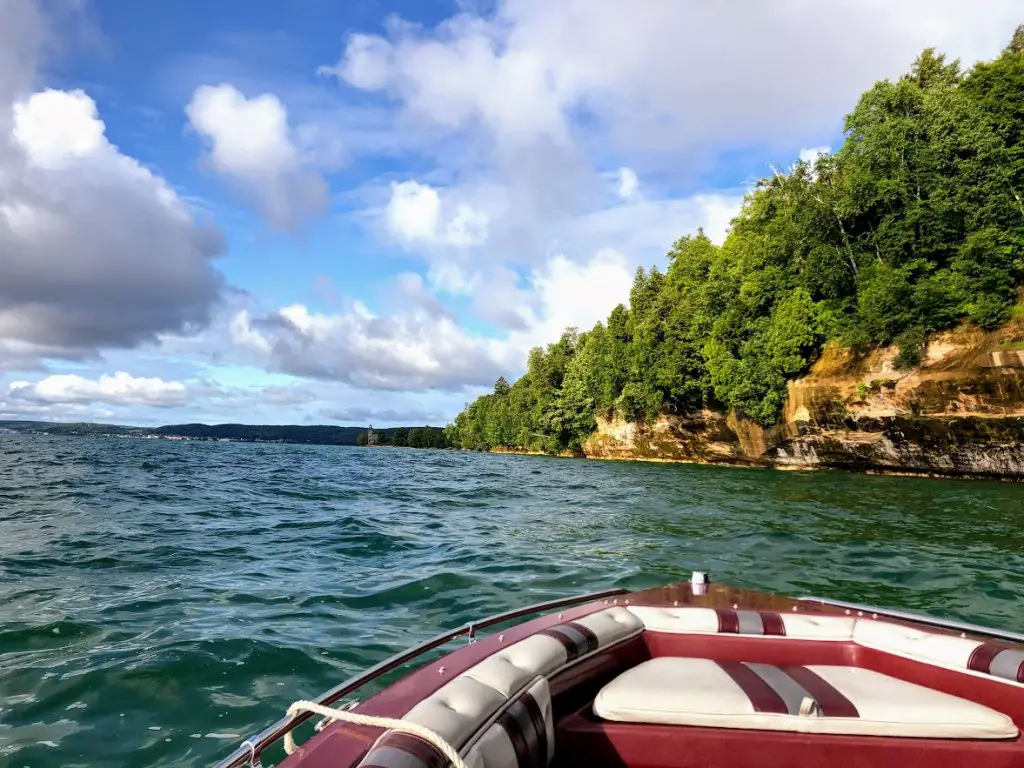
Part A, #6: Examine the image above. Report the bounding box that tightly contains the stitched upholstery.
[593,657,1018,739]
[355,607,642,768]
[631,606,1024,689]
[463,635,567,698]
[402,676,507,750]
[628,606,856,641]
[855,619,1024,686]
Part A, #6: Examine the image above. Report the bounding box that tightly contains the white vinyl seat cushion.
[573,606,644,645]
[357,606,641,768]
[402,675,508,748]
[628,606,855,641]
[464,635,569,697]
[854,619,1024,685]
[854,619,984,668]
[593,658,1018,740]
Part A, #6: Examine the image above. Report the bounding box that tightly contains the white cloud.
[229,309,273,356]
[8,372,188,407]
[323,1,1022,158]
[384,180,490,248]
[323,0,1023,300]
[570,192,744,256]
[616,167,639,200]
[186,84,328,229]
[799,146,830,165]
[324,21,571,151]
[386,180,442,242]
[509,249,634,347]
[445,203,489,247]
[320,33,394,91]
[226,246,636,392]
[428,262,477,296]
[228,299,504,391]
[12,89,106,168]
[187,85,297,177]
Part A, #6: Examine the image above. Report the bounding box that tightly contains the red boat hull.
[263,582,1024,768]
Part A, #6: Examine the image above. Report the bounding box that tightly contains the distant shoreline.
[0,420,450,448]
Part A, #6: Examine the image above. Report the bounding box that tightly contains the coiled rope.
[283,700,470,768]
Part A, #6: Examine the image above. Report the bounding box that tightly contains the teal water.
[1,435,1023,767]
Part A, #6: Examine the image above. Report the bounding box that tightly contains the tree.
[450,27,1024,443]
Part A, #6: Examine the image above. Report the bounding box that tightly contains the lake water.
[1,434,1023,767]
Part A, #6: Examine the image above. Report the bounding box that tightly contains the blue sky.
[1,0,1021,427]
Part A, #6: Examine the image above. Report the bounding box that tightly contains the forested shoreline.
[356,426,451,448]
[452,30,1024,454]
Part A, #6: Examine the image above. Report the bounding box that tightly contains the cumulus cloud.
[386,180,441,242]
[0,90,225,360]
[186,84,328,229]
[8,372,188,407]
[225,245,637,392]
[228,300,504,391]
[385,180,489,248]
[321,0,1023,303]
[323,0,1023,156]
[0,3,225,371]
[507,250,634,348]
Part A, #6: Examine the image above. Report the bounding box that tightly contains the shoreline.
[488,446,1024,482]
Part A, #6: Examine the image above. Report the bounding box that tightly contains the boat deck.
[228,582,1024,768]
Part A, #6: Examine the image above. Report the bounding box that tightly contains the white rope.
[283,700,470,768]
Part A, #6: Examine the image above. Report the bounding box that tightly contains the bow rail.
[214,587,628,768]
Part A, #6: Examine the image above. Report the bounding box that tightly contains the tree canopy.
[451,31,1024,452]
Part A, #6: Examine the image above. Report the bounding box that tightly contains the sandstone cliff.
[584,322,1024,479]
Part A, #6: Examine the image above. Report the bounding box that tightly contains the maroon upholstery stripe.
[360,732,448,768]
[968,643,1002,674]
[715,609,739,634]
[540,627,578,659]
[521,691,548,765]
[565,622,599,654]
[716,661,787,714]
[780,666,859,718]
[497,707,531,767]
[760,611,786,636]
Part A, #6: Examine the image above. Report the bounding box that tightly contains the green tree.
[451,27,1024,443]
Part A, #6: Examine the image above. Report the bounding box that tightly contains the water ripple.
[0,435,1022,766]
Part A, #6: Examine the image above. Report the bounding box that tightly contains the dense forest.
[452,30,1024,454]
[356,426,451,448]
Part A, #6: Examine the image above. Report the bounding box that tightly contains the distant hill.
[0,420,450,447]
[0,420,138,436]
[150,423,368,444]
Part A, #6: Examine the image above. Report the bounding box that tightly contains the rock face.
[584,323,1024,479]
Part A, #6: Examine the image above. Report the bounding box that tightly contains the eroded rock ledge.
[582,324,1024,480]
